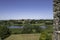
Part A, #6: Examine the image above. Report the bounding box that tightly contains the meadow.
[5,34,40,40]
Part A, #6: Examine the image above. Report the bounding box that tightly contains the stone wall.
[53,0,60,40]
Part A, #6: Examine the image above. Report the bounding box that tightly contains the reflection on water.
[40,26,47,29]
[8,26,24,28]
[8,25,47,29]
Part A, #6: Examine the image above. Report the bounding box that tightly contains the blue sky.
[0,0,53,20]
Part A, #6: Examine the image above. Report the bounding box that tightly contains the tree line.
[0,19,53,26]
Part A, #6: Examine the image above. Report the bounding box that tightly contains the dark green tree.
[22,24,33,34]
[0,26,11,40]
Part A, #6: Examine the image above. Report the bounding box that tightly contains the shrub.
[39,32,52,40]
[0,26,11,40]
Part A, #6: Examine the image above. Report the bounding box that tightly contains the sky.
[0,0,53,20]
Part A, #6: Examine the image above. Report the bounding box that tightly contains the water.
[8,26,24,28]
[40,26,47,29]
[8,25,47,29]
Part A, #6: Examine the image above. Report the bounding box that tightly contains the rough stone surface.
[53,0,60,40]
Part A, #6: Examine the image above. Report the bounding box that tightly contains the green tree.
[39,32,52,40]
[22,24,33,34]
[0,26,11,40]
[30,20,36,24]
[34,26,42,33]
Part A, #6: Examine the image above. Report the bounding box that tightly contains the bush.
[39,32,52,40]
[0,26,11,40]
[21,24,33,34]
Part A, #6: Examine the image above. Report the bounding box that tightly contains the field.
[5,34,40,40]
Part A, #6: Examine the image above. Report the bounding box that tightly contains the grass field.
[5,34,40,40]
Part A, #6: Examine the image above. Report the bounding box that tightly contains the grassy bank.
[5,34,40,40]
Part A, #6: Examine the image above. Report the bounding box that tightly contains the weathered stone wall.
[53,0,60,40]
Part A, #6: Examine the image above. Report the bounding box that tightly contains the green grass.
[5,34,40,40]
[14,24,44,26]
[9,28,22,34]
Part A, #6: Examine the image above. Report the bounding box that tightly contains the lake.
[8,26,24,28]
[8,25,47,29]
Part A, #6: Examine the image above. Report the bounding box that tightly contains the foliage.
[39,25,53,40]
[21,24,44,34]
[10,28,22,34]
[0,26,11,40]
[21,24,33,34]
[34,25,42,33]
[39,32,52,40]
[0,19,53,26]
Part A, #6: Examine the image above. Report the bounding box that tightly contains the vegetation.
[0,19,53,26]
[39,31,52,40]
[0,26,11,40]
[9,28,22,34]
[5,34,40,40]
[39,25,53,40]
[0,19,53,40]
